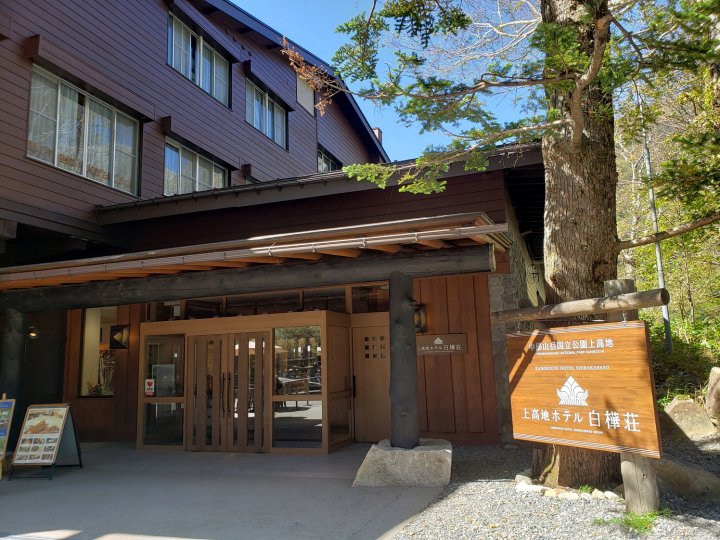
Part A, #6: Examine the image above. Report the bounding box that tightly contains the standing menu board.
[1,398,16,478]
[11,404,82,479]
[13,405,68,465]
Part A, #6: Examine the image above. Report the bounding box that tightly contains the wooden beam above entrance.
[0,245,495,312]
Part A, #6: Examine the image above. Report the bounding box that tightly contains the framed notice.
[0,398,15,457]
[507,321,661,458]
[13,405,69,466]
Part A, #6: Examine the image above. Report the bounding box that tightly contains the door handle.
[352,375,356,398]
[227,371,232,417]
[221,373,225,417]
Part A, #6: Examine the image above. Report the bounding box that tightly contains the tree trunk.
[533,0,621,488]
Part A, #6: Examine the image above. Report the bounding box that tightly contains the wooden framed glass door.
[186,332,269,452]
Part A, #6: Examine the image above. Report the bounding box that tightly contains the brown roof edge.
[96,143,542,226]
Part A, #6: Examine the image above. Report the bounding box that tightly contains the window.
[28,67,139,194]
[317,146,341,173]
[164,140,226,195]
[296,74,314,114]
[80,307,123,397]
[168,14,229,105]
[245,79,287,147]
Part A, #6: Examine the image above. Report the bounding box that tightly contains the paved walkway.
[0,443,442,540]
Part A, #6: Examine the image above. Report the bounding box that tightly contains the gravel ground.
[393,436,720,540]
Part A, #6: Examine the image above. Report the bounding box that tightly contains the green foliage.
[594,509,671,534]
[342,163,394,189]
[578,484,593,494]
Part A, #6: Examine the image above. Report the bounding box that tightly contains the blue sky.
[234,0,523,161]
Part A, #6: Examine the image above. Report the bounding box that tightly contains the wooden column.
[604,279,660,514]
[389,271,419,449]
[0,308,25,447]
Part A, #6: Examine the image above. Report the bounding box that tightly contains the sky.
[234,0,524,161]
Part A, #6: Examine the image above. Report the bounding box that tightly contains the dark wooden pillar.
[1,308,25,447]
[389,271,419,449]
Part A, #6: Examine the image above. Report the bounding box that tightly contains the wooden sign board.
[1,398,16,478]
[13,404,69,466]
[507,321,661,458]
[416,334,468,355]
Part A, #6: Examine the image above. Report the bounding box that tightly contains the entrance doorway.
[186,332,269,452]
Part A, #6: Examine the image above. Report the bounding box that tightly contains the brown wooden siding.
[113,170,507,250]
[0,0,378,238]
[414,273,500,444]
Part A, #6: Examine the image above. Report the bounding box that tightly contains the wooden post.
[604,279,660,514]
[389,271,419,449]
[1,308,24,451]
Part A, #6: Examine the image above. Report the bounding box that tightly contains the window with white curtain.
[167,14,229,106]
[245,79,287,147]
[164,140,226,196]
[27,66,139,194]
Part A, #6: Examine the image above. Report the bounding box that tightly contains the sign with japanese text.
[507,321,661,458]
[416,334,468,355]
[144,379,156,397]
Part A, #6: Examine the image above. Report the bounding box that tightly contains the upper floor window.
[296,74,314,115]
[245,79,287,148]
[168,14,229,106]
[164,140,226,196]
[27,66,139,195]
[318,146,341,173]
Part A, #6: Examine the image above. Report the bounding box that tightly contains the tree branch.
[616,211,720,251]
[569,14,613,152]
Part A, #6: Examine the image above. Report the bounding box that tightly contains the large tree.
[284,0,719,487]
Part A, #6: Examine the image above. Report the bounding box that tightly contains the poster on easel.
[0,396,16,479]
[11,404,82,479]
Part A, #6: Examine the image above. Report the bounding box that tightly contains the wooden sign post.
[507,321,662,457]
[10,404,82,480]
[0,393,16,480]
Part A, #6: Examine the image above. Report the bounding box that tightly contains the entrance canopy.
[0,212,506,311]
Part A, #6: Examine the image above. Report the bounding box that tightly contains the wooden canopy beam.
[0,245,495,312]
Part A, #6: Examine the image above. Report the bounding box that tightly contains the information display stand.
[10,404,82,480]
[0,394,16,480]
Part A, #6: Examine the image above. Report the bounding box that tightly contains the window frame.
[163,139,227,196]
[27,66,140,195]
[317,145,341,173]
[245,78,288,149]
[167,13,230,106]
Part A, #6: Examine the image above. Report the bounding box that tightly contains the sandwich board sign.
[0,396,15,479]
[506,321,662,458]
[11,404,83,479]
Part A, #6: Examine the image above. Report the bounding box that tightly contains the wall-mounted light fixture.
[413,303,428,333]
[27,326,39,340]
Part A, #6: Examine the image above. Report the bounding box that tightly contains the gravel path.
[392,439,720,539]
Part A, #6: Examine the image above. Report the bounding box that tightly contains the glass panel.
[28,71,58,163]
[267,98,275,140]
[197,156,213,191]
[329,396,351,446]
[86,100,113,184]
[273,401,322,448]
[213,165,225,188]
[80,307,118,396]
[352,285,390,313]
[167,14,173,65]
[205,338,215,446]
[245,79,254,124]
[190,34,199,82]
[145,335,184,398]
[180,147,196,193]
[164,144,180,195]
[201,44,213,93]
[303,288,346,312]
[273,102,285,146]
[185,297,223,318]
[144,403,183,445]
[248,336,259,446]
[274,326,321,396]
[173,19,191,78]
[253,86,265,133]
[214,53,229,105]
[114,114,137,192]
[57,84,85,174]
